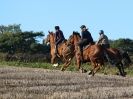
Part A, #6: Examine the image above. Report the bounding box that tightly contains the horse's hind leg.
[120,62,126,76]
[89,60,97,76]
[61,62,68,71]
[116,63,126,77]
[93,63,102,75]
[92,64,101,76]
[61,58,71,71]
[89,57,103,76]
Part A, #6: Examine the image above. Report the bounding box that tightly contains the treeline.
[0,24,49,54]
[110,39,133,54]
[0,24,50,62]
[0,24,132,62]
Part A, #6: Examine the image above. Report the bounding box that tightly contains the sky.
[1,0,133,43]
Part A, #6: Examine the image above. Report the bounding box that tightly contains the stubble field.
[0,66,133,99]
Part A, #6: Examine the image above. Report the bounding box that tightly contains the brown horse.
[68,32,104,76]
[45,31,75,71]
[67,31,126,76]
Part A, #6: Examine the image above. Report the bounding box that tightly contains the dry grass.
[0,66,133,99]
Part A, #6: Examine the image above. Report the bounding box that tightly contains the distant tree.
[0,24,50,54]
[110,38,133,53]
[0,24,21,34]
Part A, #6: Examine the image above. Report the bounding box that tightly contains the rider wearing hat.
[77,25,94,61]
[55,26,65,54]
[96,30,110,48]
[96,30,115,65]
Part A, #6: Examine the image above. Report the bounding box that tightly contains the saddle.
[83,44,91,50]
[83,42,95,50]
[57,39,67,49]
[56,39,67,57]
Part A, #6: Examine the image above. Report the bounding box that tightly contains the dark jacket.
[55,30,65,42]
[81,29,93,42]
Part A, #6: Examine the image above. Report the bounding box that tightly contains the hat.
[99,30,104,34]
[55,26,60,30]
[80,25,86,29]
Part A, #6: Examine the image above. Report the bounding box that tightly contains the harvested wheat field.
[0,66,133,99]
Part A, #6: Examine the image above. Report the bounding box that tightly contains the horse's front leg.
[51,54,56,63]
[61,58,72,71]
[51,55,59,67]
[93,63,101,75]
[51,57,54,64]
[75,52,82,70]
[89,58,98,76]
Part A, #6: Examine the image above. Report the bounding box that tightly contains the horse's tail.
[122,51,132,65]
[118,48,132,67]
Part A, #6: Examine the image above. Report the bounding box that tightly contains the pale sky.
[1,0,133,43]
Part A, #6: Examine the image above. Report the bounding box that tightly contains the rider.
[96,30,114,65]
[77,25,94,61]
[55,26,65,54]
[96,30,110,48]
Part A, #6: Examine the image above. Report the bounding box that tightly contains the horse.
[67,31,126,76]
[68,32,105,76]
[45,31,75,71]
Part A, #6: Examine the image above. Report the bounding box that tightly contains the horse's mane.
[49,31,55,35]
[73,31,81,38]
[69,35,73,39]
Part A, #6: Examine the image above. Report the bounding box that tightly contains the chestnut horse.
[67,31,126,76]
[68,32,104,76]
[45,31,75,71]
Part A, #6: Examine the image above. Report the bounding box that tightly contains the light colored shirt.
[96,34,109,45]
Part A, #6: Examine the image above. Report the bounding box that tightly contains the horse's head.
[45,31,55,45]
[67,31,81,45]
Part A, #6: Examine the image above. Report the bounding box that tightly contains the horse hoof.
[83,69,87,73]
[88,75,92,77]
[88,70,92,75]
[79,69,83,73]
[115,72,119,75]
[104,72,108,75]
[122,73,126,77]
[122,75,126,77]
[61,69,64,71]
[60,67,65,71]
[52,63,59,67]
[79,68,87,73]
[124,72,127,75]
